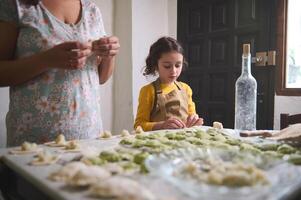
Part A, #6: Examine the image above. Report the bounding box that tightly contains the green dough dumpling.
[133,152,150,165]
[120,138,135,145]
[195,131,212,140]
[277,144,296,154]
[99,151,122,162]
[239,143,261,154]
[288,154,301,165]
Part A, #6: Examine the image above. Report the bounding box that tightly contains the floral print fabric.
[0,0,106,146]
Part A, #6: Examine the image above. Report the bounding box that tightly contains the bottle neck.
[241,54,251,75]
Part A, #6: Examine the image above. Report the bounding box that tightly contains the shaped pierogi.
[9,141,40,154]
[63,140,81,152]
[67,166,111,187]
[45,134,67,147]
[48,162,87,181]
[30,151,59,166]
[89,176,155,200]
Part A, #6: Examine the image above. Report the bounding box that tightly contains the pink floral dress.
[0,0,106,146]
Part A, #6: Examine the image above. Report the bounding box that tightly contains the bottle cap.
[243,44,250,56]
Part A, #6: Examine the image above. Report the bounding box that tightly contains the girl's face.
[157,51,183,84]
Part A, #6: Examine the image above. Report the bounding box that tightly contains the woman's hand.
[40,41,92,70]
[93,36,120,84]
[92,36,120,58]
[153,117,186,130]
[186,114,204,127]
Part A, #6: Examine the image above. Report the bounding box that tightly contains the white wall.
[168,0,177,38]
[0,88,9,148]
[112,0,177,133]
[132,0,169,116]
[274,96,301,130]
[112,0,134,133]
[92,0,114,132]
[132,0,177,119]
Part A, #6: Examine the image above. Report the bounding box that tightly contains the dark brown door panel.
[178,0,276,129]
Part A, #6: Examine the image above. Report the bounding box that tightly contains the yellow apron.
[150,79,189,123]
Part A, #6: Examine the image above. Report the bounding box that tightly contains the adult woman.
[0,0,120,146]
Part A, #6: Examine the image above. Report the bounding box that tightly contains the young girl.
[134,37,203,131]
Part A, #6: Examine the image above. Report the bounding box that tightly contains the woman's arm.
[0,22,92,87]
[98,56,115,84]
[0,22,49,86]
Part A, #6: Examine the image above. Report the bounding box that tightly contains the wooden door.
[178,0,276,129]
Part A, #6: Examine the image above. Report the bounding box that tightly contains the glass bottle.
[234,44,257,130]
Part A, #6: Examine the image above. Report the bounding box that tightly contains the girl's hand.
[92,36,120,58]
[156,117,186,130]
[40,41,92,70]
[186,114,204,127]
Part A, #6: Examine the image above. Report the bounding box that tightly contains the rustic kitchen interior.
[1,0,301,200]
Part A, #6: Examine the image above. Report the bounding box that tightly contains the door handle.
[252,51,276,66]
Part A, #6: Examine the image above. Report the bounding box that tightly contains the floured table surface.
[1,126,301,200]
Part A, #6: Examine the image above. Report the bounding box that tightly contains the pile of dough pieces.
[48,162,155,200]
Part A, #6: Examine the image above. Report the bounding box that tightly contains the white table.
[1,128,301,200]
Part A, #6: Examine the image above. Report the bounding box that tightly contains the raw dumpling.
[213,121,223,129]
[121,129,131,137]
[48,162,87,182]
[63,140,81,152]
[100,130,112,139]
[89,176,156,200]
[9,142,40,155]
[22,142,38,151]
[45,134,67,147]
[67,166,111,187]
[30,151,60,166]
[134,126,144,134]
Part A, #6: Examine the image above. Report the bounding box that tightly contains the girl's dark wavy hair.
[20,0,40,5]
[143,36,188,76]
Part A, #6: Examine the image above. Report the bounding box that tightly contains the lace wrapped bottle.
[234,44,257,130]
